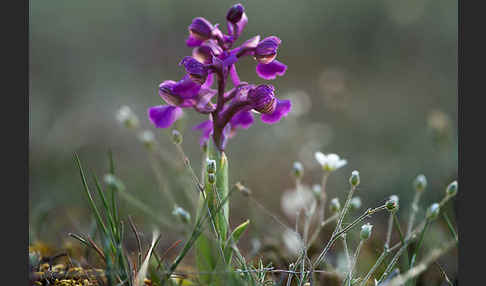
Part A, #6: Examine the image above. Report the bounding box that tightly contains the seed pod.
[208,173,216,185]
[206,159,217,174]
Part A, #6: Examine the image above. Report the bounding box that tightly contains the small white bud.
[386,195,399,212]
[350,197,362,210]
[116,106,139,129]
[413,174,427,192]
[360,223,373,240]
[349,170,360,187]
[172,205,191,224]
[103,174,126,191]
[312,184,322,198]
[426,203,440,220]
[171,129,183,145]
[137,130,155,149]
[292,161,304,179]
[446,180,458,197]
[329,197,341,213]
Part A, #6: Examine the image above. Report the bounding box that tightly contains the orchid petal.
[261,99,291,124]
[256,60,287,80]
[148,105,183,128]
[193,120,213,146]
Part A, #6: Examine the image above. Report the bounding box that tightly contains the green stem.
[442,212,458,241]
[358,249,389,286]
[312,205,387,268]
[408,220,430,286]
[393,212,409,270]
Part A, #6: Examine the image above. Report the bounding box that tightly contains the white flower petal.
[314,151,326,166]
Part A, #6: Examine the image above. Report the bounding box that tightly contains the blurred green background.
[30,0,457,281]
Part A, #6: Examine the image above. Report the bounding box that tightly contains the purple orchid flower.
[148,3,291,151]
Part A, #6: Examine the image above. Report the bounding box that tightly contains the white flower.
[116,105,139,128]
[281,187,316,219]
[314,152,347,172]
[282,229,304,257]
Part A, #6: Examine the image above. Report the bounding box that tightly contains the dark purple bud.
[226,4,247,40]
[226,4,244,23]
[255,36,281,64]
[180,56,208,84]
[248,84,277,114]
[188,17,214,42]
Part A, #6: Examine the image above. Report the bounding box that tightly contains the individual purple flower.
[248,84,277,114]
[159,77,200,107]
[187,17,214,47]
[148,3,292,150]
[254,36,281,64]
[248,84,291,123]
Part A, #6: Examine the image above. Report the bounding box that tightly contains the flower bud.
[206,159,216,174]
[360,223,373,240]
[172,206,191,224]
[413,174,427,192]
[226,3,244,23]
[329,198,341,213]
[312,184,322,198]
[116,106,139,129]
[171,129,183,145]
[138,130,155,150]
[350,197,362,210]
[349,170,360,187]
[386,195,399,212]
[292,161,304,179]
[426,203,440,220]
[208,173,216,185]
[446,180,458,197]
